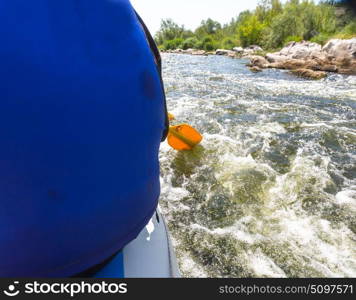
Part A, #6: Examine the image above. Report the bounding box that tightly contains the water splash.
[145,219,155,241]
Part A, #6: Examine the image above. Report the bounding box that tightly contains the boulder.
[265,53,286,63]
[169,48,184,54]
[337,60,356,74]
[278,41,322,59]
[246,45,263,52]
[266,41,322,62]
[191,50,207,56]
[290,68,327,80]
[242,49,255,55]
[232,46,264,57]
[215,49,236,56]
[322,38,356,60]
[233,47,244,53]
[274,58,307,69]
[183,48,194,54]
[314,64,338,72]
[249,66,262,73]
[248,55,269,68]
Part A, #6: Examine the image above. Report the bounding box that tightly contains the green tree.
[155,19,186,45]
[264,1,304,48]
[200,36,218,51]
[195,18,222,38]
[238,15,266,47]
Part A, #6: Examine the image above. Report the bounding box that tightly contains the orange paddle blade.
[167,124,203,151]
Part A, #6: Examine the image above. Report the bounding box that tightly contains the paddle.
[166,114,203,151]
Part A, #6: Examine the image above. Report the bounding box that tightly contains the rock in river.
[215,49,236,57]
[290,68,327,80]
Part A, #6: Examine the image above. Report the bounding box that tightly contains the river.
[158,53,356,278]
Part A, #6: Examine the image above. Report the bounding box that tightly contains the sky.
[130,0,269,34]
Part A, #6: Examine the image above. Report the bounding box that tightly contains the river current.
[158,53,356,278]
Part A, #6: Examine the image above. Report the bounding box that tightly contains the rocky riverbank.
[247,39,356,79]
[162,45,263,57]
[162,38,356,79]
[163,48,211,56]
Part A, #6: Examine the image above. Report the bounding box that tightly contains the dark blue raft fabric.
[92,251,125,278]
[0,0,165,277]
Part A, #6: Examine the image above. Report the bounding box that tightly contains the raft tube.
[92,208,180,278]
[0,0,167,276]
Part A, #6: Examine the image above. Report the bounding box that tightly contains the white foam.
[249,249,287,278]
[335,190,356,210]
[191,221,264,245]
[179,253,208,278]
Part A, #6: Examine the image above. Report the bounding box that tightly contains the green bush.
[284,35,303,44]
[331,32,356,40]
[335,21,356,39]
[195,40,203,49]
[199,36,218,51]
[220,37,236,49]
[201,36,213,44]
[181,37,200,50]
[343,21,356,35]
[162,38,184,50]
[310,33,331,45]
[204,42,215,51]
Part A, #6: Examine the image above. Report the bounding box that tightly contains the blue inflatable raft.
[0,0,176,277]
